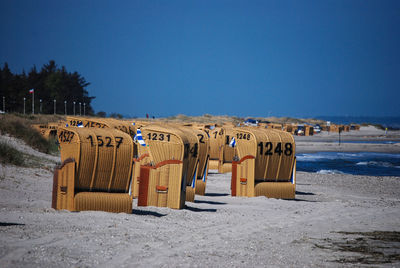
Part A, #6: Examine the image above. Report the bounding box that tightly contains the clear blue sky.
[1,0,399,118]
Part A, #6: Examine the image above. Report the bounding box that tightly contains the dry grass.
[0,141,24,166]
[0,113,62,154]
[127,114,325,126]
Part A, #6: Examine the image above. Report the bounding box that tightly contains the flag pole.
[32,90,34,114]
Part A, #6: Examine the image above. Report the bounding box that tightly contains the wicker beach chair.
[131,153,151,198]
[267,123,283,130]
[304,125,314,136]
[193,128,210,196]
[282,124,294,134]
[66,116,140,161]
[206,125,224,170]
[174,125,200,202]
[218,126,235,173]
[136,125,192,209]
[52,127,134,213]
[31,123,58,139]
[65,116,137,138]
[231,127,296,199]
[181,126,211,197]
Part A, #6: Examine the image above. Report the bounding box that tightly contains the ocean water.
[296,152,400,176]
[331,140,399,144]
[314,116,400,129]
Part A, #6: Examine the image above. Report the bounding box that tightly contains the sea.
[295,116,400,176]
[296,152,400,176]
[314,116,400,129]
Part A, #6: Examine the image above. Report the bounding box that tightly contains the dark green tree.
[0,60,95,115]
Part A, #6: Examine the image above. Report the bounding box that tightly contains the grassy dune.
[133,114,326,126]
[0,113,62,154]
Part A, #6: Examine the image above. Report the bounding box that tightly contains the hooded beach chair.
[173,125,200,202]
[282,124,294,134]
[65,116,137,139]
[66,116,139,163]
[304,125,314,136]
[31,123,59,139]
[206,125,224,170]
[181,125,210,196]
[267,123,283,130]
[193,128,210,196]
[52,127,134,213]
[218,126,235,173]
[135,125,195,209]
[131,152,151,198]
[231,127,296,199]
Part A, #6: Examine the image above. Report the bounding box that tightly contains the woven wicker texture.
[282,124,294,133]
[254,182,295,199]
[138,162,185,209]
[58,127,132,191]
[186,186,195,202]
[31,123,58,139]
[207,126,224,169]
[267,123,283,130]
[66,116,109,129]
[195,180,206,195]
[179,126,208,201]
[132,153,151,198]
[234,156,256,197]
[138,125,187,209]
[192,125,211,194]
[52,159,76,211]
[218,127,235,173]
[304,125,314,136]
[104,118,135,138]
[108,131,134,192]
[66,116,137,142]
[55,126,135,213]
[270,129,295,180]
[140,125,185,164]
[90,128,117,191]
[201,156,210,194]
[58,126,84,184]
[232,127,296,198]
[188,127,210,184]
[57,127,134,191]
[174,125,200,192]
[74,192,132,213]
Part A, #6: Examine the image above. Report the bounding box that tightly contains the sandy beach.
[296,126,400,154]
[1,126,399,267]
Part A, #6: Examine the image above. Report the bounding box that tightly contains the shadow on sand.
[204,193,229,197]
[194,200,227,205]
[296,191,315,196]
[184,205,217,213]
[132,209,167,217]
[284,198,319,202]
[0,222,25,227]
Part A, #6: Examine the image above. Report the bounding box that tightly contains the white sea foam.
[298,152,400,175]
[296,153,337,161]
[317,169,346,174]
[297,152,400,162]
[356,161,400,168]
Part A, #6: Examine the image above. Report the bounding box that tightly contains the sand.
[0,126,399,267]
[296,126,400,154]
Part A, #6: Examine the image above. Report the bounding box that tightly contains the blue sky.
[1,0,399,118]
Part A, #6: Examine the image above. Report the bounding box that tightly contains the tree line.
[0,60,95,115]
